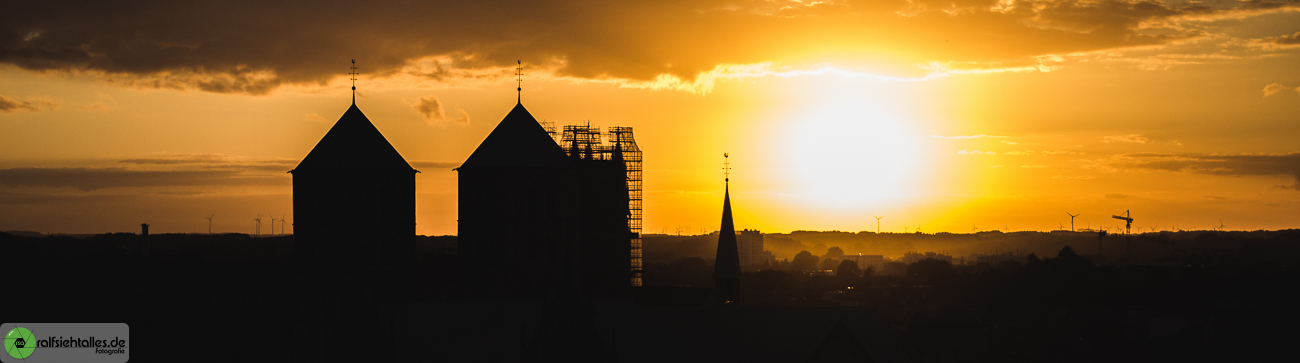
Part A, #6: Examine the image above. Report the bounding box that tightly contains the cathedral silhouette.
[291,65,903,362]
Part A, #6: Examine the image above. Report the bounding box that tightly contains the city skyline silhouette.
[3,2,1299,361]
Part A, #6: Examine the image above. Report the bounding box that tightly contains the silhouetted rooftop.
[294,104,413,171]
[459,102,573,169]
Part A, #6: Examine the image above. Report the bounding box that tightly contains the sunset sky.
[2,0,1298,235]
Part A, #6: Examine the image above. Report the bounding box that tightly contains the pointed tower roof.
[714,183,741,280]
[459,102,573,169]
[294,104,414,171]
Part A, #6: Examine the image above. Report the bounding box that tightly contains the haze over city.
[4,0,1299,236]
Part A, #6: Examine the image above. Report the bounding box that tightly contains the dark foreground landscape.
[5,229,1297,361]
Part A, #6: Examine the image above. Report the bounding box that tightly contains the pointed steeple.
[459,103,573,169]
[714,154,741,305]
[294,104,413,171]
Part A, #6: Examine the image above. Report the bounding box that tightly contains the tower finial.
[515,60,523,103]
[722,152,731,183]
[349,59,359,105]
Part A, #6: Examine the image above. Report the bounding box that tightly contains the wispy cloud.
[415,96,446,121]
[1004,150,1084,156]
[592,61,1060,95]
[409,161,460,169]
[0,167,287,191]
[932,134,1006,139]
[1263,83,1299,97]
[1101,134,1150,144]
[1252,31,1300,49]
[1106,152,1300,191]
[413,95,469,125]
[0,94,59,113]
[304,112,328,122]
[118,154,295,167]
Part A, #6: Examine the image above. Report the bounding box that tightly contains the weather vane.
[349,59,359,104]
[722,152,731,183]
[515,60,523,102]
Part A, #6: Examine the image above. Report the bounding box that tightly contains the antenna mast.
[349,59,359,104]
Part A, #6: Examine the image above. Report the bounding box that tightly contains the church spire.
[714,153,741,306]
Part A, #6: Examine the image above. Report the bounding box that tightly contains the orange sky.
[2,0,1299,235]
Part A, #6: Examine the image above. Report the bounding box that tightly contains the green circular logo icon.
[5,327,35,359]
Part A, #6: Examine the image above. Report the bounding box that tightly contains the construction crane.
[1112,210,1132,257]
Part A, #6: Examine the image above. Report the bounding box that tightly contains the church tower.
[293,61,416,360]
[714,154,741,305]
[457,99,576,299]
[458,62,632,299]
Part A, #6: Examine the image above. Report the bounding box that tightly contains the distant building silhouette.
[843,254,886,272]
[292,101,416,360]
[713,182,741,305]
[902,251,953,264]
[975,252,1027,265]
[735,229,771,267]
[458,99,635,299]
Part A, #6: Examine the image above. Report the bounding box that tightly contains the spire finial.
[349,59,359,104]
[515,60,523,103]
[722,152,731,183]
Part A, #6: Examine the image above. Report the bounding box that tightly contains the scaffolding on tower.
[607,127,643,287]
[555,123,645,287]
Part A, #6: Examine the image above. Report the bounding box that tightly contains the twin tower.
[292,96,640,303]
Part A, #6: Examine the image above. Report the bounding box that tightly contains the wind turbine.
[281,214,287,235]
[971,224,978,232]
[206,214,214,234]
[1217,219,1226,231]
[1058,222,1065,230]
[1066,212,1080,231]
[903,225,909,233]
[254,214,263,236]
[873,215,883,233]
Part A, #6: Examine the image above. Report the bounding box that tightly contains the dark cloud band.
[1117,152,1300,191]
[0,167,287,191]
[5,0,1296,94]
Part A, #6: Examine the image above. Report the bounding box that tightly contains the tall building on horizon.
[736,229,771,267]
